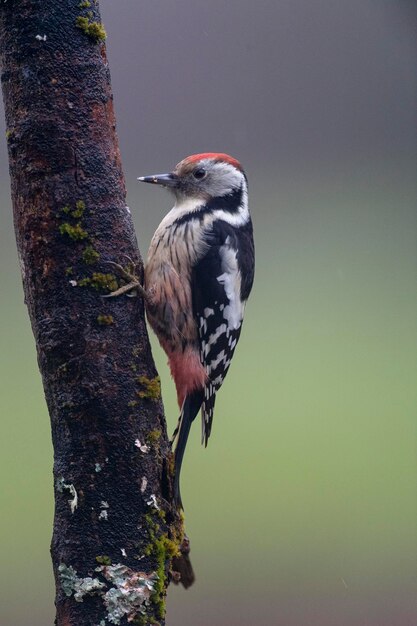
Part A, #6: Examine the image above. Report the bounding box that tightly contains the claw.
[102,283,140,298]
[104,260,137,283]
[102,260,148,300]
[119,253,135,266]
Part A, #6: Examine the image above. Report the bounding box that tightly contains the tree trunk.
[0,1,185,624]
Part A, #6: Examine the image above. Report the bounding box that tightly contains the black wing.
[191,218,254,445]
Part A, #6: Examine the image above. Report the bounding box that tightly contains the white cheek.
[207,162,245,197]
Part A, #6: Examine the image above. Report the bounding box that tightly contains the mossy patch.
[95,555,112,566]
[132,616,161,626]
[76,16,106,41]
[166,451,175,480]
[146,430,162,446]
[79,272,118,291]
[82,245,100,264]
[60,200,86,219]
[97,314,114,326]
[143,515,180,619]
[59,222,88,241]
[79,0,91,7]
[72,199,86,219]
[136,376,161,401]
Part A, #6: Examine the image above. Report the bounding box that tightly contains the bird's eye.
[193,168,206,180]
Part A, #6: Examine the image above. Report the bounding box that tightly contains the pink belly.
[165,346,207,408]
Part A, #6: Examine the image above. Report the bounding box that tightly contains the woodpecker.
[135,153,254,507]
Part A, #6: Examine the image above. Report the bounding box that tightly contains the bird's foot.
[102,260,148,300]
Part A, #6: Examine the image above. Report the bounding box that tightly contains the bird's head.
[138,153,246,201]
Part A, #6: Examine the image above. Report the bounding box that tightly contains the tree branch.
[0,1,186,624]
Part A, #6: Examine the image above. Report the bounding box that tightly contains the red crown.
[183,153,243,171]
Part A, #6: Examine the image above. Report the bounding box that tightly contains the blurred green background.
[1,1,416,625]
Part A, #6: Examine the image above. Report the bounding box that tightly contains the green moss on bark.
[76,16,106,41]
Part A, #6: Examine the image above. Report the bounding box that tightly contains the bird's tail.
[173,389,203,508]
[201,383,217,447]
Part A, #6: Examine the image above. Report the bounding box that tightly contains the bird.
[110,153,255,508]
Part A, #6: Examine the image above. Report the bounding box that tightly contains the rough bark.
[0,2,184,624]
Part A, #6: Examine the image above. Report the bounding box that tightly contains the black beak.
[137,172,179,188]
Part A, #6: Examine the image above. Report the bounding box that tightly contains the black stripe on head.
[204,185,243,213]
[173,186,243,226]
